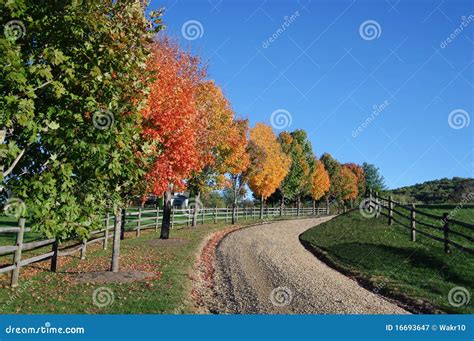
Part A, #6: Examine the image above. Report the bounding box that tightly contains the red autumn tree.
[141,37,206,239]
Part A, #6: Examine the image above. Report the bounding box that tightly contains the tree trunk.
[312,199,316,215]
[120,208,125,240]
[161,189,172,239]
[111,207,122,273]
[260,195,264,219]
[192,191,200,227]
[296,196,301,216]
[326,196,330,215]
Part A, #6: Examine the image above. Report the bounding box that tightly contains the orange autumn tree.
[310,159,330,211]
[338,165,358,204]
[247,123,291,219]
[141,37,206,239]
[187,81,241,226]
[344,162,366,200]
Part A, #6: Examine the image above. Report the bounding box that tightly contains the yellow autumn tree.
[187,80,237,226]
[311,159,330,201]
[247,123,291,218]
[223,119,251,224]
[339,165,358,202]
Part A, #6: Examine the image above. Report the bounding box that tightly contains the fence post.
[155,208,160,232]
[388,196,393,226]
[201,208,205,224]
[187,207,191,227]
[410,204,416,242]
[136,207,142,237]
[171,208,175,229]
[104,213,110,250]
[81,239,87,260]
[245,207,248,220]
[11,218,26,287]
[374,192,380,218]
[50,239,59,272]
[214,207,218,224]
[225,208,228,223]
[442,213,450,254]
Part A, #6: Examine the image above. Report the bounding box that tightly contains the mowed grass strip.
[0,221,251,314]
[300,209,474,314]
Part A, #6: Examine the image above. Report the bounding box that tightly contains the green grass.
[300,209,474,314]
[0,220,246,314]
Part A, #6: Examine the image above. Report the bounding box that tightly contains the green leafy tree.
[1,1,163,247]
[278,130,315,215]
[362,162,386,193]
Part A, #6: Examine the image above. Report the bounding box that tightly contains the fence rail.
[367,190,474,255]
[0,205,331,287]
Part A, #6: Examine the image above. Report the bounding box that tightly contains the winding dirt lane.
[212,217,408,314]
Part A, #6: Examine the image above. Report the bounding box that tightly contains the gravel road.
[213,217,408,314]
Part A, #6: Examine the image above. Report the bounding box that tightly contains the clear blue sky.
[149,0,473,189]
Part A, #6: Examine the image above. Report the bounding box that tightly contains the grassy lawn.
[0,220,256,314]
[300,209,474,314]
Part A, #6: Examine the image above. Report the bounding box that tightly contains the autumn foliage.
[311,160,330,201]
[247,123,291,200]
[141,38,206,195]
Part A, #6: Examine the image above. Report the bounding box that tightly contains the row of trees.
[1,3,387,269]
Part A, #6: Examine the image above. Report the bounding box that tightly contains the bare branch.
[3,149,25,177]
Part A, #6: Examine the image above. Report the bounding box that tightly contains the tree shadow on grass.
[327,242,472,288]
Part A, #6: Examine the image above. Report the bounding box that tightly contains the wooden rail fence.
[366,189,474,255]
[0,205,330,287]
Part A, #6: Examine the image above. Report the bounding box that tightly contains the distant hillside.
[388,177,474,204]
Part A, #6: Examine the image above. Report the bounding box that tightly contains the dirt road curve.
[212,217,408,314]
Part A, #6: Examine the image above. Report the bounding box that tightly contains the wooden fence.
[366,190,474,255]
[0,205,330,287]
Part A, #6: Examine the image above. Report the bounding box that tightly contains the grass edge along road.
[0,216,314,314]
[300,209,474,314]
